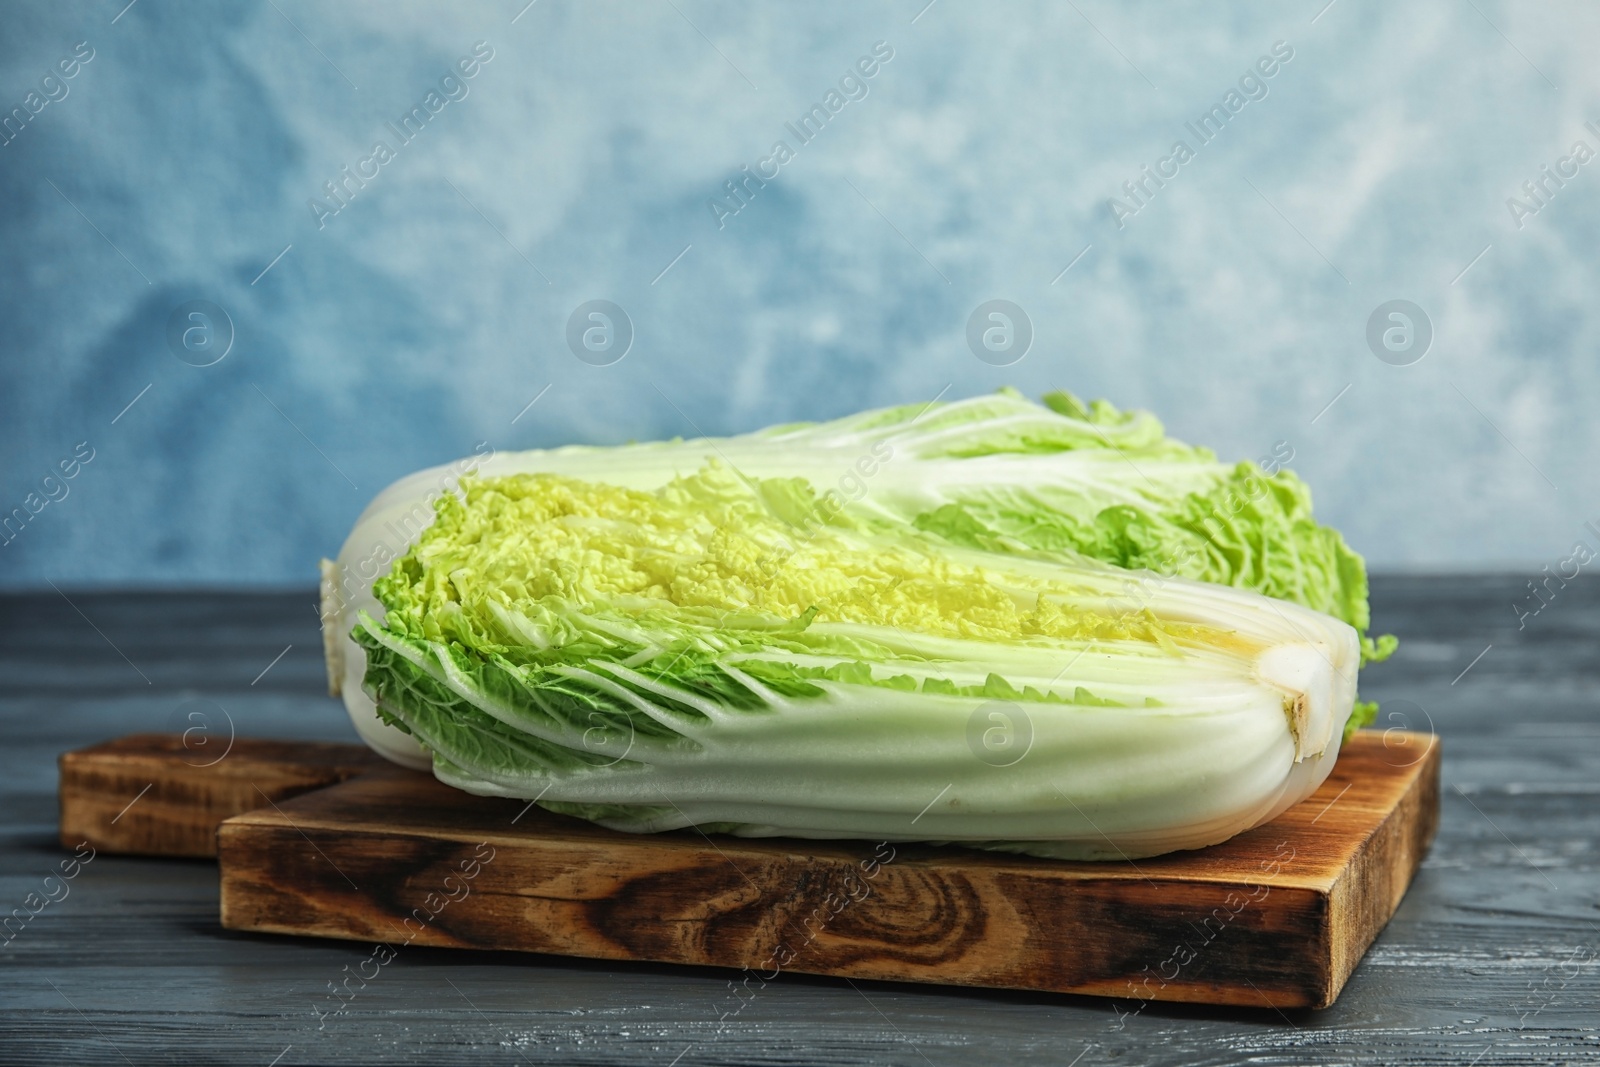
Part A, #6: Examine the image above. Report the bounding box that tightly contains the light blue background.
[2,0,1596,586]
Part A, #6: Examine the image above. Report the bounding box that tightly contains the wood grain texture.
[215,731,1439,1008]
[58,733,386,857]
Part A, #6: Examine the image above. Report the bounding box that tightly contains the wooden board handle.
[58,733,389,858]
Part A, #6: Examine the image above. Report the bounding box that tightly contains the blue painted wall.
[2,0,1595,585]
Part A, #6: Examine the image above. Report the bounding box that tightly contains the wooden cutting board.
[59,730,1439,1009]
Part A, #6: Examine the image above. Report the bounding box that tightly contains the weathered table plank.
[1,581,1597,1065]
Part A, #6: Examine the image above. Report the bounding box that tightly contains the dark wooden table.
[2,579,1596,1065]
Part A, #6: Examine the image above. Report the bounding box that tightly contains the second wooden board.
[217,730,1439,1008]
